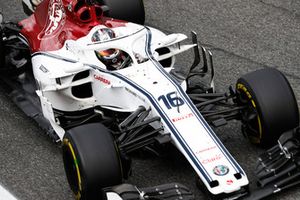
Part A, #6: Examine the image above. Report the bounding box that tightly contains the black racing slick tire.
[0,26,4,68]
[101,0,145,25]
[236,68,299,147]
[62,123,123,200]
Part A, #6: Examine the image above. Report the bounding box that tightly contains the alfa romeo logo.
[213,165,229,176]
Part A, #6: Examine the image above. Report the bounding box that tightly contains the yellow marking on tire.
[63,138,82,199]
[237,83,263,142]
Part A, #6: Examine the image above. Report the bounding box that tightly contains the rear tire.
[101,0,145,24]
[236,68,299,147]
[62,123,123,200]
[22,1,34,16]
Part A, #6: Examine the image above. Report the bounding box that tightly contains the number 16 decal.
[158,92,184,109]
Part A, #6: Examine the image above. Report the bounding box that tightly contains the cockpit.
[87,26,150,71]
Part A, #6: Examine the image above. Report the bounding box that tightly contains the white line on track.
[0,185,18,200]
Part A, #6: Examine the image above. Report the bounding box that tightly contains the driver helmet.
[92,28,124,70]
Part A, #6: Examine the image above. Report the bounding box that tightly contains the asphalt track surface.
[0,0,300,200]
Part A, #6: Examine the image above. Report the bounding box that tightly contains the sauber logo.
[94,75,111,85]
[38,0,65,39]
[226,180,234,185]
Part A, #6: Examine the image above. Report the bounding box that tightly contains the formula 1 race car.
[0,0,300,199]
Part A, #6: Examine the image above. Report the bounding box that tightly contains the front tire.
[236,68,299,147]
[0,26,4,68]
[62,123,123,200]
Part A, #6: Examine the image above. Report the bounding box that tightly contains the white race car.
[1,0,299,199]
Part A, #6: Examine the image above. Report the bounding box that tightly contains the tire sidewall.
[236,79,265,144]
[63,123,123,200]
[0,28,4,68]
[237,68,299,146]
